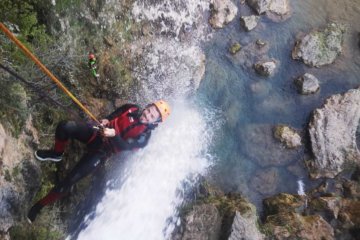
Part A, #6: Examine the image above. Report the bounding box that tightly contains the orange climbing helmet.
[153,100,171,122]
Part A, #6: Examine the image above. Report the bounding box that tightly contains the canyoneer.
[27,100,171,223]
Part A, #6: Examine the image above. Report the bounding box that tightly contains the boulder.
[274,125,302,148]
[263,193,306,216]
[249,167,279,195]
[228,211,265,240]
[264,212,334,240]
[240,15,260,31]
[254,59,277,76]
[309,197,342,219]
[240,124,301,167]
[340,199,360,227]
[292,22,346,67]
[247,0,290,20]
[209,0,238,29]
[294,73,320,95]
[308,88,360,178]
[181,204,221,240]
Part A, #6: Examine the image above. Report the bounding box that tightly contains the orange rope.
[0,22,100,124]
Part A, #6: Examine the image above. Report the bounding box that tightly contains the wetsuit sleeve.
[110,131,151,150]
[106,104,139,120]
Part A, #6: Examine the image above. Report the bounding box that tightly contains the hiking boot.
[35,150,63,162]
[27,203,43,224]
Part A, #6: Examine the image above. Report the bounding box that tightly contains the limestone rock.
[308,88,360,178]
[250,167,279,195]
[340,199,360,227]
[295,73,320,95]
[181,204,221,240]
[292,22,346,67]
[264,212,334,240]
[247,0,290,20]
[274,125,302,148]
[209,0,238,29]
[228,211,265,240]
[240,15,260,31]
[254,59,277,76]
[240,124,301,167]
[309,197,342,219]
[263,193,306,216]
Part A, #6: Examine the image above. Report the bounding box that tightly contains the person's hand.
[100,119,110,127]
[100,127,116,137]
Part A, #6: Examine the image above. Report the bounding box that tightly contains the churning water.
[72,101,218,240]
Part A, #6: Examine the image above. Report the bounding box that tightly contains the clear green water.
[198,0,360,207]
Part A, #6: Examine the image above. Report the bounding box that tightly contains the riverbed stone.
[209,0,238,29]
[308,88,360,178]
[292,22,346,67]
[229,42,242,55]
[295,73,320,95]
[254,59,277,76]
[249,167,279,195]
[240,15,260,31]
[274,125,302,148]
[240,124,301,167]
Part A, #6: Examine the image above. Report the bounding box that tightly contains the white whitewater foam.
[74,101,217,240]
[297,179,305,196]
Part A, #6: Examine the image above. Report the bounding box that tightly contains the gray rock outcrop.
[240,15,260,31]
[254,59,277,77]
[181,204,221,240]
[292,22,346,67]
[308,88,360,178]
[209,0,238,29]
[274,125,302,148]
[295,73,320,95]
[228,211,265,240]
[247,0,290,20]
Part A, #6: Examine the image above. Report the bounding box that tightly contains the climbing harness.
[0,22,100,124]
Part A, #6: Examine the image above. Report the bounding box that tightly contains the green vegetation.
[10,224,64,240]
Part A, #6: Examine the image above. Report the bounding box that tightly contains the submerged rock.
[294,73,320,95]
[249,167,279,195]
[292,22,346,67]
[308,88,360,178]
[240,15,260,31]
[229,42,242,55]
[240,124,301,167]
[274,125,302,148]
[209,0,238,29]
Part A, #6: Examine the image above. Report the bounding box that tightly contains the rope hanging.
[0,22,99,124]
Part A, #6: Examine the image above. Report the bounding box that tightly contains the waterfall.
[71,100,217,240]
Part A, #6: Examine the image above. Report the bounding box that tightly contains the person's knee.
[56,120,77,139]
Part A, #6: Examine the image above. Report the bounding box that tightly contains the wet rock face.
[250,168,279,195]
[254,59,277,76]
[292,22,346,67]
[263,193,306,216]
[308,88,360,178]
[180,204,221,240]
[274,125,302,148]
[228,211,265,240]
[240,15,260,31]
[240,124,301,167]
[294,73,320,95]
[209,0,238,29]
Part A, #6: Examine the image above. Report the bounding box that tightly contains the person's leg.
[35,121,96,162]
[28,151,106,222]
